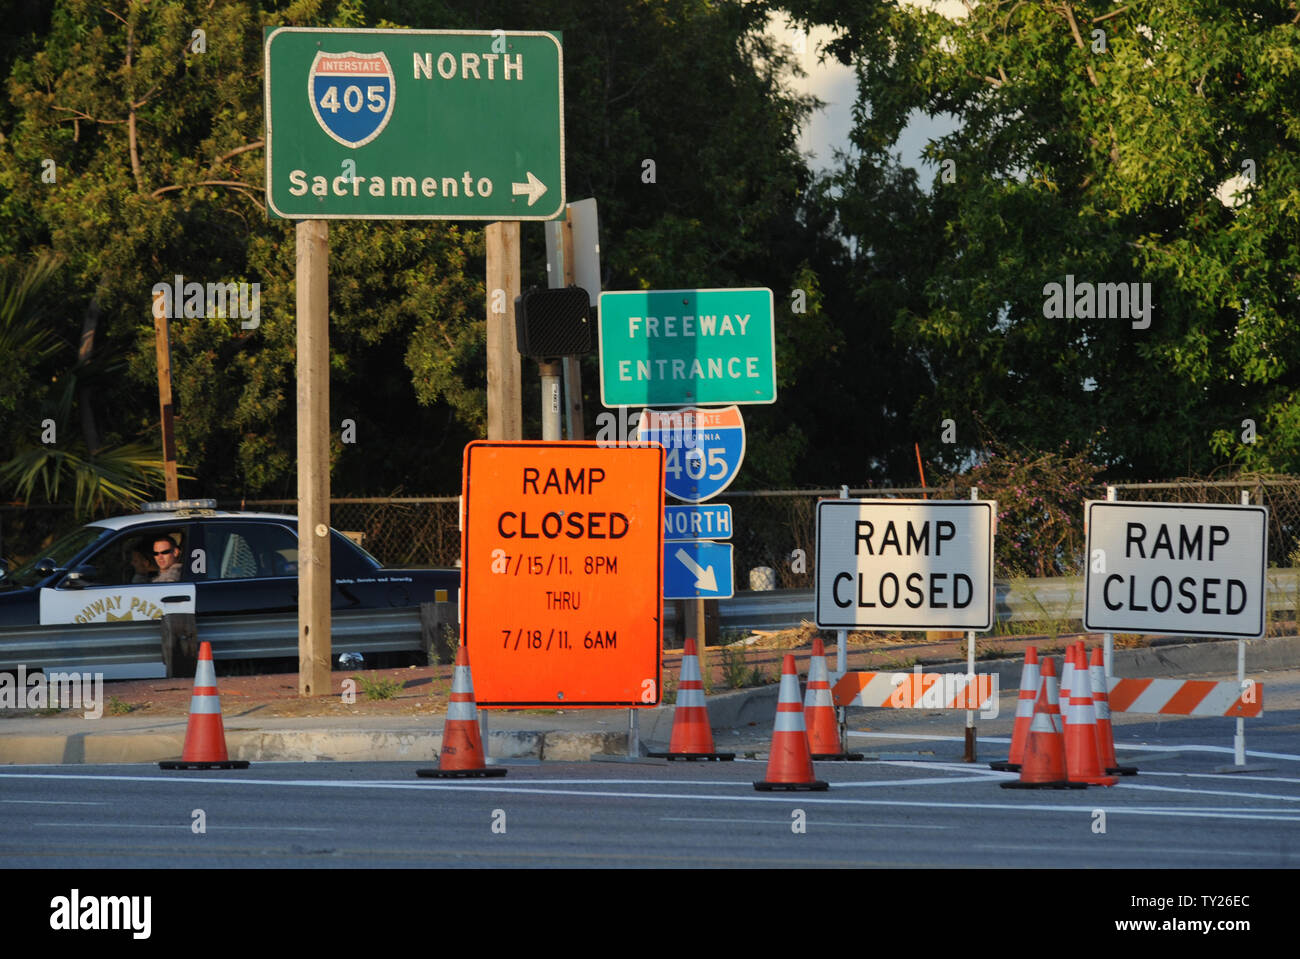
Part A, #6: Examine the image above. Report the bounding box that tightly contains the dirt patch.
[3,626,1277,720]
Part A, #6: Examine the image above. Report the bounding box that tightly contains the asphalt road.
[3,734,1297,869]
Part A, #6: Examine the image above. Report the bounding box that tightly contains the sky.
[766,17,959,192]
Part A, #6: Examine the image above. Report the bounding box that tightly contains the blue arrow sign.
[664,540,733,599]
[664,504,733,541]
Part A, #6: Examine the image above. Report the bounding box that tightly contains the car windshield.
[1,524,114,589]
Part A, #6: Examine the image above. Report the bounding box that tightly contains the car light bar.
[139,499,218,512]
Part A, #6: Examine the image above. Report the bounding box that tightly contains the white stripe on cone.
[194,657,216,687]
[451,665,473,695]
[446,701,477,721]
[187,694,223,715]
[773,710,807,733]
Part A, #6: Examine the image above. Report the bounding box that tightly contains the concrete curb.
[3,636,1295,765]
[0,728,633,765]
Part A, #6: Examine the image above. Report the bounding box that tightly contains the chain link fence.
[219,498,463,568]
[713,477,1300,589]
[5,476,1300,580]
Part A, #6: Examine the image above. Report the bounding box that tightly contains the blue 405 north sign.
[637,406,745,503]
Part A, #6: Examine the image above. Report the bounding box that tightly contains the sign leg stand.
[1211,489,1269,773]
[836,626,848,750]
[963,485,978,762]
[964,628,976,763]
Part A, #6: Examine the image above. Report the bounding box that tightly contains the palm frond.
[0,439,194,519]
[0,252,66,365]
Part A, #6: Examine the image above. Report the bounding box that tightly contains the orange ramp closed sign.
[461,441,664,707]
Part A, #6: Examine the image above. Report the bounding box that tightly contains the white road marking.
[0,799,106,805]
[2,772,1298,824]
[848,732,1012,744]
[848,732,1300,763]
[661,816,953,829]
[0,773,984,789]
[30,822,330,831]
[1138,770,1300,785]
[1115,781,1300,803]
[827,777,1008,788]
[1109,743,1300,762]
[971,843,1266,857]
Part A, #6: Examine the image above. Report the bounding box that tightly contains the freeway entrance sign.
[598,288,776,406]
[264,28,565,220]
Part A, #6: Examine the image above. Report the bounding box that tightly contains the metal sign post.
[965,485,978,762]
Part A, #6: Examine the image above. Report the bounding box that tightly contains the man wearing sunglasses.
[151,535,183,583]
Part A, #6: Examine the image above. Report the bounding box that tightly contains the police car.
[0,500,459,633]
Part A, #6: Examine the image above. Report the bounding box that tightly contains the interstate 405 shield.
[637,406,744,503]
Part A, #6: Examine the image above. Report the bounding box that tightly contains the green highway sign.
[264,28,564,220]
[598,288,777,407]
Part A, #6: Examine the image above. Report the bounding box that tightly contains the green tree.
[779,0,1300,478]
[2,0,847,506]
[3,0,490,499]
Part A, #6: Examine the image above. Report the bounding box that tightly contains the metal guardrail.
[0,620,163,673]
[6,570,1297,672]
[667,569,1300,634]
[0,607,427,675]
[198,608,423,660]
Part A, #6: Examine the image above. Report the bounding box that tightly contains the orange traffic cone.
[1060,644,1080,771]
[648,639,734,760]
[417,644,506,778]
[160,641,249,770]
[1089,645,1137,776]
[805,638,863,760]
[1002,657,1083,789]
[1060,644,1076,724]
[755,654,828,791]
[990,645,1038,771]
[1064,649,1116,786]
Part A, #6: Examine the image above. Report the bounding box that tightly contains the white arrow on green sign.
[597,288,776,407]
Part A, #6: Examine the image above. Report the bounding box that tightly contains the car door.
[38,525,198,624]
[193,520,300,616]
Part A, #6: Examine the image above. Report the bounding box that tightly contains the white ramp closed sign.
[1084,501,1268,638]
[816,500,995,630]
